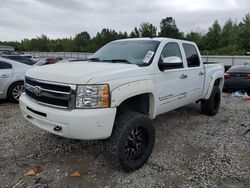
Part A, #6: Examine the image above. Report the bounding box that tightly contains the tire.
[7,82,24,103]
[201,86,221,116]
[222,88,229,93]
[247,90,250,95]
[105,111,155,171]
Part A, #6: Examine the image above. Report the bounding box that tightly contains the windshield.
[91,40,160,65]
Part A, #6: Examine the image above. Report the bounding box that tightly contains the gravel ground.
[0,93,250,188]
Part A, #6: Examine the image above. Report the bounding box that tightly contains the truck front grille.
[25,76,76,109]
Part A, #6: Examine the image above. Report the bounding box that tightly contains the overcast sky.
[0,0,249,41]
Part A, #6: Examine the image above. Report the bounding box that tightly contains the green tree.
[48,38,75,52]
[74,31,91,51]
[158,17,183,39]
[204,20,222,51]
[186,31,205,50]
[60,38,75,52]
[238,13,250,52]
[21,39,32,51]
[220,19,238,47]
[88,28,120,52]
[49,39,62,52]
[138,22,157,37]
[25,35,50,51]
[130,27,140,38]
[118,31,128,39]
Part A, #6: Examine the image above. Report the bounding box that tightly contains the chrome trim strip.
[25,76,75,87]
[41,88,70,95]
[25,83,71,95]
[41,91,70,100]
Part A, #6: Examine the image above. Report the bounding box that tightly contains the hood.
[26,61,146,84]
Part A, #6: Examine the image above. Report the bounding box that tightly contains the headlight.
[76,84,110,108]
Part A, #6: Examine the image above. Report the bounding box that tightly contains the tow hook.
[54,126,62,132]
[27,115,33,119]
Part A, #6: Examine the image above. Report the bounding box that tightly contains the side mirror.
[159,56,183,70]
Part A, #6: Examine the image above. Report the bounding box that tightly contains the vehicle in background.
[0,58,31,102]
[19,38,224,171]
[20,54,40,62]
[34,58,60,66]
[1,55,36,65]
[223,65,250,91]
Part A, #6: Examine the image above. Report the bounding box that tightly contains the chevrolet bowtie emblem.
[33,86,42,96]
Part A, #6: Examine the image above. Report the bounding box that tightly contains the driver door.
[155,42,188,115]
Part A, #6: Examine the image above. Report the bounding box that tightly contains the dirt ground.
[0,93,250,188]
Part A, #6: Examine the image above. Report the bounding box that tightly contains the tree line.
[1,13,250,55]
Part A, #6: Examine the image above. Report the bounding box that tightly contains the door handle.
[180,74,188,79]
[1,74,10,78]
[198,72,204,76]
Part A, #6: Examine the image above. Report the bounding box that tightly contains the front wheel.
[105,111,155,171]
[201,86,221,116]
[7,82,24,103]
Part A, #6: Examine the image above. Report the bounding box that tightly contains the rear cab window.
[183,43,200,67]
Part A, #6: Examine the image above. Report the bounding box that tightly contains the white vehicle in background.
[0,58,30,102]
[0,57,60,102]
[20,54,41,62]
[19,38,224,171]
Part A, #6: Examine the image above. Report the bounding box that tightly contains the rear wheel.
[7,82,24,103]
[201,86,221,116]
[105,111,155,171]
[222,88,229,93]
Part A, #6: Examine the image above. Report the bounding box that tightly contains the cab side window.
[158,42,183,71]
[0,61,12,69]
[183,44,200,67]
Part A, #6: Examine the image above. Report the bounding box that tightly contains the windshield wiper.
[102,59,133,64]
[88,58,137,65]
[87,57,102,62]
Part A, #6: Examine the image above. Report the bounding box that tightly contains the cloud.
[0,0,249,41]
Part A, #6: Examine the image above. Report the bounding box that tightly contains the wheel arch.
[111,80,156,118]
[204,76,224,99]
[7,80,24,92]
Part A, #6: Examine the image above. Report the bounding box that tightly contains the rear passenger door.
[0,61,13,95]
[182,43,204,102]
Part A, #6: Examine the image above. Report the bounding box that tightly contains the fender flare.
[111,80,156,118]
[204,71,224,99]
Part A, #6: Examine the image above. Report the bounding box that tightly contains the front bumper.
[19,93,116,140]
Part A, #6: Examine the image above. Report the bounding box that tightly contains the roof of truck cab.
[114,37,196,44]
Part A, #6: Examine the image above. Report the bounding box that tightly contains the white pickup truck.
[19,38,224,171]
